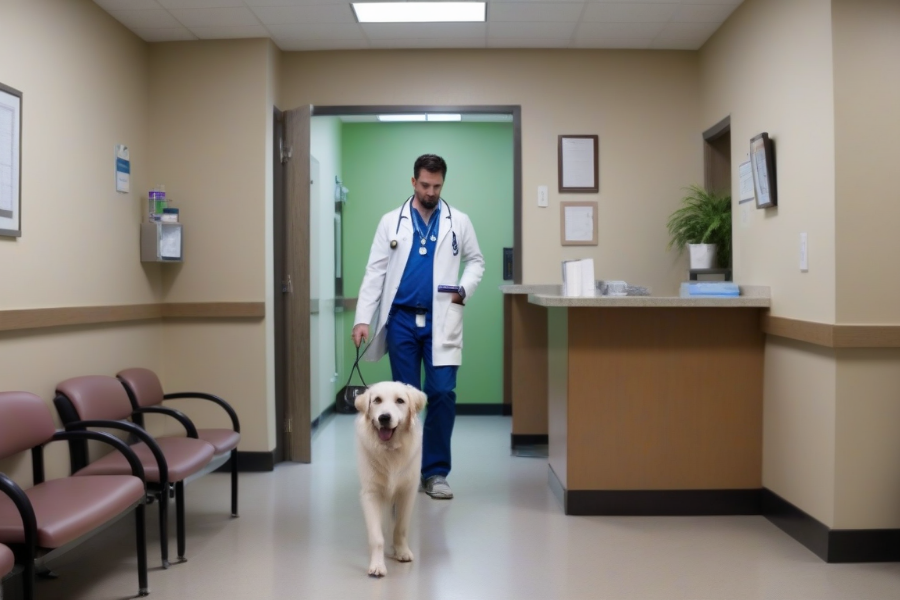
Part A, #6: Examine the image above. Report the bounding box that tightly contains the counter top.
[525,285,771,308]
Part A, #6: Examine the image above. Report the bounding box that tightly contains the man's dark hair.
[414,154,447,180]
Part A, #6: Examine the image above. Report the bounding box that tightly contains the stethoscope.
[391,196,458,256]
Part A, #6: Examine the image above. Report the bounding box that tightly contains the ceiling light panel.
[353,2,486,23]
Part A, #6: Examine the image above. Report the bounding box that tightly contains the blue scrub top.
[393,204,440,310]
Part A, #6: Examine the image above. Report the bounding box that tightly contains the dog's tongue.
[378,427,394,442]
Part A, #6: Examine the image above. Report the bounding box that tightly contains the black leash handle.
[344,342,368,389]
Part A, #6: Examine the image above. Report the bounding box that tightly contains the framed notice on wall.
[0,82,22,238]
[560,201,598,246]
[558,135,599,193]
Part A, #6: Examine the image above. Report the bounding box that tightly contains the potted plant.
[666,185,732,269]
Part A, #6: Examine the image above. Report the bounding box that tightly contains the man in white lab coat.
[352,154,485,499]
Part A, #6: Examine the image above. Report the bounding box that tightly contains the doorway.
[274,105,521,464]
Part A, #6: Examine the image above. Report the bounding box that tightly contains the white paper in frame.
[0,82,22,237]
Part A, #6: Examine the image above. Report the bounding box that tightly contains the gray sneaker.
[421,475,453,499]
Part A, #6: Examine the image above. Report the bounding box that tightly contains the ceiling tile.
[575,21,665,39]
[251,5,356,25]
[672,4,741,23]
[581,3,676,23]
[658,21,721,39]
[487,37,573,48]
[131,26,198,41]
[488,3,584,22]
[574,37,653,49]
[168,7,260,28]
[649,38,704,50]
[488,22,577,38]
[361,23,487,39]
[156,0,242,8]
[107,9,183,28]
[190,25,272,39]
[274,37,371,51]
[93,0,164,9]
[368,38,487,48]
[266,22,365,40]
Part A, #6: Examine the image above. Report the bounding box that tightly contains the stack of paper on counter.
[562,258,596,297]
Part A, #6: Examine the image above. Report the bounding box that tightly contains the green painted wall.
[340,122,513,404]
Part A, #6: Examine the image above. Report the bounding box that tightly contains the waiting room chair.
[0,391,149,599]
[53,376,215,568]
[117,367,241,517]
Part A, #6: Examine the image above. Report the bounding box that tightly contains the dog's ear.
[406,385,427,414]
[354,388,370,413]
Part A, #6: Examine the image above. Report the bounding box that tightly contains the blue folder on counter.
[680,282,740,297]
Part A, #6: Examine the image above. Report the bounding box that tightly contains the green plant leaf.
[666,185,732,267]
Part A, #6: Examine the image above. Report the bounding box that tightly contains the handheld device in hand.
[437,285,460,294]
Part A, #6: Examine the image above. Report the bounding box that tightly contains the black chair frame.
[0,430,148,599]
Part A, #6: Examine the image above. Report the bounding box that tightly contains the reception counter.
[504,284,771,516]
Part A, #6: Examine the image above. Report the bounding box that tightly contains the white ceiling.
[94,0,744,52]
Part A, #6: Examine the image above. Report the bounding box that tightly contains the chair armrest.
[164,392,241,433]
[50,430,146,482]
[64,419,168,486]
[0,473,37,554]
[132,406,199,439]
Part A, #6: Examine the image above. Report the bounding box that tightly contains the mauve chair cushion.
[0,542,14,578]
[0,476,144,548]
[116,368,165,408]
[75,437,215,482]
[198,429,240,455]
[56,376,134,421]
[0,392,55,459]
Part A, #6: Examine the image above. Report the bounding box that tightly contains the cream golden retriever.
[354,381,427,577]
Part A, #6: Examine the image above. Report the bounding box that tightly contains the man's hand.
[450,292,465,305]
[352,324,370,348]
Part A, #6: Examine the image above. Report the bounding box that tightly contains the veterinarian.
[352,154,485,500]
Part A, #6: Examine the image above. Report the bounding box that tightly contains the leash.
[343,341,369,391]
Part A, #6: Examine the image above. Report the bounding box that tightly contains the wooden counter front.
[546,305,765,515]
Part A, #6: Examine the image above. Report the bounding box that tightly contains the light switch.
[800,233,808,272]
[537,185,548,207]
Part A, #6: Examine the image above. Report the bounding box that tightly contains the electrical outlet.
[800,233,808,272]
[537,185,548,207]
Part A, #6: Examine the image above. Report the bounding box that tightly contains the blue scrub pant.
[386,306,458,481]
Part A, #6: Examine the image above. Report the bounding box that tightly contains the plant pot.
[688,243,717,269]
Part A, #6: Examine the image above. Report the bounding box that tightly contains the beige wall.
[829,0,900,529]
[280,50,703,296]
[0,0,162,482]
[147,39,274,452]
[832,0,900,324]
[700,0,836,323]
[703,0,900,530]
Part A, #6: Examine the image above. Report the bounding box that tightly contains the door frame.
[311,105,522,283]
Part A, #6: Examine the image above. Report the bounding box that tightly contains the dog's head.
[355,381,427,443]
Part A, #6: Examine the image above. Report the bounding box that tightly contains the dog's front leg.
[360,491,387,576]
[391,483,417,562]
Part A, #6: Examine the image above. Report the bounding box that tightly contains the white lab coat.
[354,198,485,366]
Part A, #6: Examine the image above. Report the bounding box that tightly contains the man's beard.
[418,196,438,210]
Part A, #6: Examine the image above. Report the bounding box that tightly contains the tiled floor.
[25,415,900,599]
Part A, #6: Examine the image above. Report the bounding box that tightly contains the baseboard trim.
[761,488,900,562]
[214,451,275,473]
[512,434,548,447]
[312,403,336,430]
[456,403,511,416]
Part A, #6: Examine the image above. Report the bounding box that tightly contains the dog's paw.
[393,546,414,563]
[367,561,387,577]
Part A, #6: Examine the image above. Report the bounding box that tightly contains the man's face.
[411,170,444,210]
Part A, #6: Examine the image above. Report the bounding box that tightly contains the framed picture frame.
[749,132,777,209]
[558,134,598,193]
[560,200,598,246]
[0,82,22,238]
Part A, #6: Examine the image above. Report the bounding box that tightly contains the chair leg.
[176,481,187,561]
[135,503,149,597]
[22,553,35,600]
[158,488,170,569]
[230,448,239,517]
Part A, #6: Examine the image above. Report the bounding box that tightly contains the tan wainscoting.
[762,315,900,348]
[0,302,265,332]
